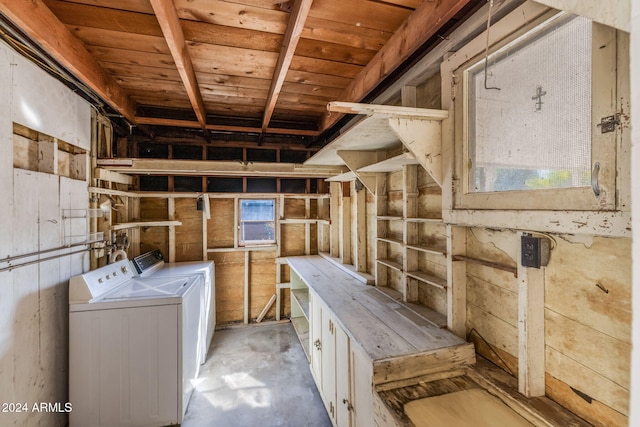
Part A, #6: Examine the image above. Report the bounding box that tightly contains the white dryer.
[132,249,215,363]
[68,259,203,427]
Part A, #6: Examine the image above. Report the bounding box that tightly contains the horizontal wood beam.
[262,0,313,131]
[97,158,343,178]
[320,0,471,132]
[0,0,137,122]
[327,102,449,119]
[134,116,319,136]
[150,0,207,128]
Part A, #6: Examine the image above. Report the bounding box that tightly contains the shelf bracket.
[336,150,379,193]
[388,117,444,187]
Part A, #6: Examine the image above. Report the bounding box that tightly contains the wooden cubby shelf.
[406,270,447,289]
[406,244,447,256]
[377,237,404,246]
[377,215,403,221]
[291,288,310,320]
[405,217,443,223]
[377,258,403,272]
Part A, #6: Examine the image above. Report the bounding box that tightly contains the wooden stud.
[446,225,466,338]
[330,182,340,258]
[517,232,546,397]
[354,181,367,273]
[403,165,418,302]
[257,294,277,323]
[168,197,176,262]
[244,250,250,324]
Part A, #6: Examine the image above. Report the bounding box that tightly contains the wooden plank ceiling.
[0,0,478,141]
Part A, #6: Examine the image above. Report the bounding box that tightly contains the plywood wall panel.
[417,185,442,218]
[284,198,306,218]
[467,303,518,357]
[208,198,234,248]
[210,251,245,324]
[174,198,203,261]
[140,198,168,219]
[281,223,306,256]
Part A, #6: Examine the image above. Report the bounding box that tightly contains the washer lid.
[100,276,193,301]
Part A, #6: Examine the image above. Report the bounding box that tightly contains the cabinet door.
[310,293,323,384]
[321,308,336,420]
[335,324,352,427]
[351,346,374,427]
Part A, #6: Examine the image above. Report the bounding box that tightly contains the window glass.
[239,199,275,245]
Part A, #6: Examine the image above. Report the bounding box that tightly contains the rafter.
[320,0,471,132]
[261,0,314,132]
[149,0,207,129]
[0,0,137,122]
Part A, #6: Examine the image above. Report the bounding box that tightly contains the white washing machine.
[132,249,215,363]
[68,259,203,427]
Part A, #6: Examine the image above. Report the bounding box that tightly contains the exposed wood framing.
[354,183,367,273]
[389,117,444,187]
[403,165,418,302]
[262,0,313,131]
[339,182,351,264]
[517,234,546,397]
[168,197,176,262]
[96,158,342,178]
[337,150,378,194]
[244,250,250,323]
[0,0,137,121]
[134,116,320,136]
[320,0,471,132]
[330,182,340,258]
[446,225,466,338]
[149,0,207,128]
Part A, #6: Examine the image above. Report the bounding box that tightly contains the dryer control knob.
[121,265,128,274]
[98,278,103,283]
[106,275,111,280]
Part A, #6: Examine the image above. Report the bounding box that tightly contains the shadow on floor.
[182,322,332,427]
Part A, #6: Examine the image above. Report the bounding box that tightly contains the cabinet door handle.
[314,339,321,350]
[343,398,353,411]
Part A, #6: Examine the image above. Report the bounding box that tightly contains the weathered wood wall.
[465,228,631,426]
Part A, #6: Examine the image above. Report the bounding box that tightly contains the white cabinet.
[310,291,362,427]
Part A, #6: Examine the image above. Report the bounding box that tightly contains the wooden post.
[168,197,176,262]
[403,165,418,302]
[518,233,546,396]
[244,250,250,324]
[340,181,351,264]
[375,174,388,287]
[330,182,340,258]
[446,225,466,337]
[354,182,367,272]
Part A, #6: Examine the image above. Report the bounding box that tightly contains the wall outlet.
[521,235,550,268]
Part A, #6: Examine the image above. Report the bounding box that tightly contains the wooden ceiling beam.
[149,0,207,129]
[135,116,319,137]
[261,0,314,132]
[320,0,471,133]
[0,0,137,122]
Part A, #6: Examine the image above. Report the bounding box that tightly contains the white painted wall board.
[11,48,91,151]
[0,41,14,259]
[38,173,61,250]
[629,0,640,424]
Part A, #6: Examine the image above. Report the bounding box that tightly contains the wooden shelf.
[357,152,420,173]
[280,218,325,224]
[406,244,446,256]
[377,258,403,272]
[290,316,310,361]
[377,237,404,246]
[111,220,181,231]
[291,288,310,321]
[377,215,403,221]
[405,217,443,223]
[406,270,447,289]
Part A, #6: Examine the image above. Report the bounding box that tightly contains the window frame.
[238,198,277,247]
[447,8,618,212]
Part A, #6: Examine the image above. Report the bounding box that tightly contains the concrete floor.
[182,322,332,427]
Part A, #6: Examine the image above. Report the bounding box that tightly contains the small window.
[239,199,276,246]
[445,8,617,211]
